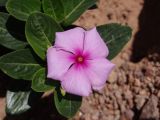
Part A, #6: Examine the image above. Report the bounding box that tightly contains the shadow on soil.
[131,0,160,62]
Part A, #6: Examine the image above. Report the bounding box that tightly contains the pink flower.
[47,27,115,96]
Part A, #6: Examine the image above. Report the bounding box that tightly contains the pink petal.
[83,28,109,59]
[47,47,74,80]
[86,58,115,90]
[61,66,92,96]
[55,27,85,53]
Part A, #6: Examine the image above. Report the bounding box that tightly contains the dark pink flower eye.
[76,56,84,63]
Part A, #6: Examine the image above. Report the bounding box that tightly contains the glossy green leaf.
[97,23,132,60]
[42,0,63,22]
[54,89,82,118]
[6,90,31,115]
[0,12,28,50]
[42,0,97,25]
[6,0,41,21]
[0,28,28,50]
[32,68,54,92]
[0,49,42,80]
[25,12,63,60]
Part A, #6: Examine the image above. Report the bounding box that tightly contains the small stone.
[108,71,117,84]
[91,112,99,120]
[117,71,127,85]
[106,115,114,120]
[114,91,122,99]
[120,103,126,113]
[99,97,105,104]
[134,78,141,87]
[120,109,134,120]
[157,91,160,98]
[134,95,147,110]
[123,90,133,100]
[113,101,118,110]
[139,89,147,96]
[106,103,114,110]
[124,109,134,120]
[140,95,159,120]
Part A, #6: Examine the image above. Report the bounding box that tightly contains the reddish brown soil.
[1,0,160,120]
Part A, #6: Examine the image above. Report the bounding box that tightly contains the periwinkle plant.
[0,0,132,118]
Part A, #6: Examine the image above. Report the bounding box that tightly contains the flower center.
[76,56,84,63]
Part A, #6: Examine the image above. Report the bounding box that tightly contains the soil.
[0,0,160,120]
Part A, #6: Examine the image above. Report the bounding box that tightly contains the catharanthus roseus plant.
[0,0,132,118]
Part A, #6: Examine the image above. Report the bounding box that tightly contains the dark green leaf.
[0,12,9,28]
[0,12,28,50]
[42,0,63,22]
[6,0,41,21]
[0,0,7,6]
[25,12,63,60]
[54,89,82,118]
[6,90,31,115]
[42,0,97,26]
[0,49,42,80]
[97,23,132,60]
[32,68,54,92]
[0,28,28,50]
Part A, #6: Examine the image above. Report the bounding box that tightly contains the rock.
[134,95,147,110]
[106,115,114,120]
[123,90,133,100]
[117,71,127,85]
[157,91,160,98]
[108,71,118,84]
[114,91,122,99]
[134,78,141,87]
[125,109,134,120]
[120,109,134,120]
[119,102,126,113]
[91,112,99,120]
[98,96,105,104]
[139,95,159,120]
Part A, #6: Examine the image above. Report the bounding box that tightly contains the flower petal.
[55,27,85,53]
[61,66,92,96]
[47,47,74,80]
[83,28,109,59]
[86,58,115,90]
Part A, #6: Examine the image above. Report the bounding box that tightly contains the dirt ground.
[0,0,160,120]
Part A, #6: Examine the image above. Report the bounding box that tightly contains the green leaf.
[0,28,28,50]
[0,12,9,28]
[32,68,54,92]
[25,12,63,60]
[42,0,63,22]
[0,49,42,80]
[97,23,132,60]
[0,12,28,50]
[6,90,31,115]
[54,89,82,118]
[42,0,97,26]
[6,0,41,21]
[0,0,7,6]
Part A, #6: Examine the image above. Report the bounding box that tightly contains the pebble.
[140,95,159,120]
[134,95,147,110]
